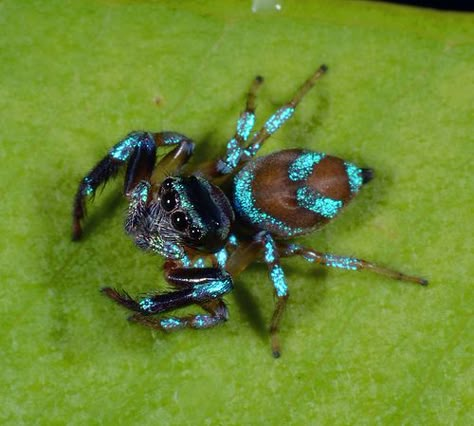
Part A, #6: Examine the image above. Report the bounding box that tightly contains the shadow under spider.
[75,184,125,241]
[232,262,329,343]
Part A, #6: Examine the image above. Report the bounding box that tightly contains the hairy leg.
[214,75,264,175]
[102,267,233,327]
[255,232,290,358]
[243,64,327,158]
[128,299,229,331]
[278,242,428,285]
[72,131,194,239]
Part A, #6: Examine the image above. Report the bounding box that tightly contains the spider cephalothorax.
[73,64,427,357]
[127,176,234,259]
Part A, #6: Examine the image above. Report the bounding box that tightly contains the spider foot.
[101,287,142,312]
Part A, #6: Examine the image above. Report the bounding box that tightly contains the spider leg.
[149,132,194,186]
[278,243,428,286]
[214,76,264,175]
[128,299,229,331]
[243,64,327,159]
[125,241,262,331]
[102,267,233,330]
[72,131,194,240]
[225,236,263,277]
[255,232,290,358]
[214,234,291,357]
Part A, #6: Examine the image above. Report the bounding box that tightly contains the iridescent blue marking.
[223,138,242,170]
[193,315,210,328]
[135,234,184,259]
[215,248,228,268]
[243,142,260,158]
[139,297,154,312]
[237,112,255,140]
[219,112,256,174]
[234,166,302,236]
[132,182,149,203]
[288,152,325,182]
[180,254,191,268]
[160,317,183,329]
[172,181,205,230]
[193,258,206,268]
[345,162,364,193]
[296,186,343,219]
[324,254,359,270]
[270,265,288,297]
[162,133,184,145]
[264,106,295,134]
[264,240,276,263]
[163,241,184,259]
[191,278,232,299]
[228,234,238,246]
[82,177,94,195]
[109,132,141,161]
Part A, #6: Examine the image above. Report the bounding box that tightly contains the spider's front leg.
[102,266,233,331]
[72,131,194,240]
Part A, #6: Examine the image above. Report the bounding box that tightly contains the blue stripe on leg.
[190,275,233,299]
[218,111,256,174]
[261,233,288,297]
[259,232,289,357]
[270,265,288,297]
[109,131,155,161]
[135,301,229,331]
[237,111,256,140]
[263,106,295,134]
[281,243,360,271]
[159,132,193,147]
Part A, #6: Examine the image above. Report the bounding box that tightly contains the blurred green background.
[1,1,472,424]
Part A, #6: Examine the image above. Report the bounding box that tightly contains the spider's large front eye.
[161,191,177,211]
[171,211,188,231]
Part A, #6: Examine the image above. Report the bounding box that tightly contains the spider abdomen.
[232,149,372,238]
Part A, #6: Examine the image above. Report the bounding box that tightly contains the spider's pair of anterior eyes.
[160,178,203,241]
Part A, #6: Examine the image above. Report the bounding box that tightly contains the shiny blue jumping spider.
[73,65,427,357]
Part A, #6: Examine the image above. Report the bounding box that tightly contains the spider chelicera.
[73,65,427,357]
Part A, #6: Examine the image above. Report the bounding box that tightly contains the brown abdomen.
[232,149,370,238]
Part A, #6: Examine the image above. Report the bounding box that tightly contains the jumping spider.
[73,65,427,357]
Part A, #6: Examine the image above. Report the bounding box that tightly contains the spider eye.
[161,178,174,191]
[189,226,202,241]
[161,191,177,211]
[171,211,188,231]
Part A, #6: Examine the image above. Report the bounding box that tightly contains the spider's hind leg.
[278,242,428,286]
[211,75,264,176]
[243,64,328,159]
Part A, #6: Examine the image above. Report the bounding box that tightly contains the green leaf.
[1,0,472,424]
